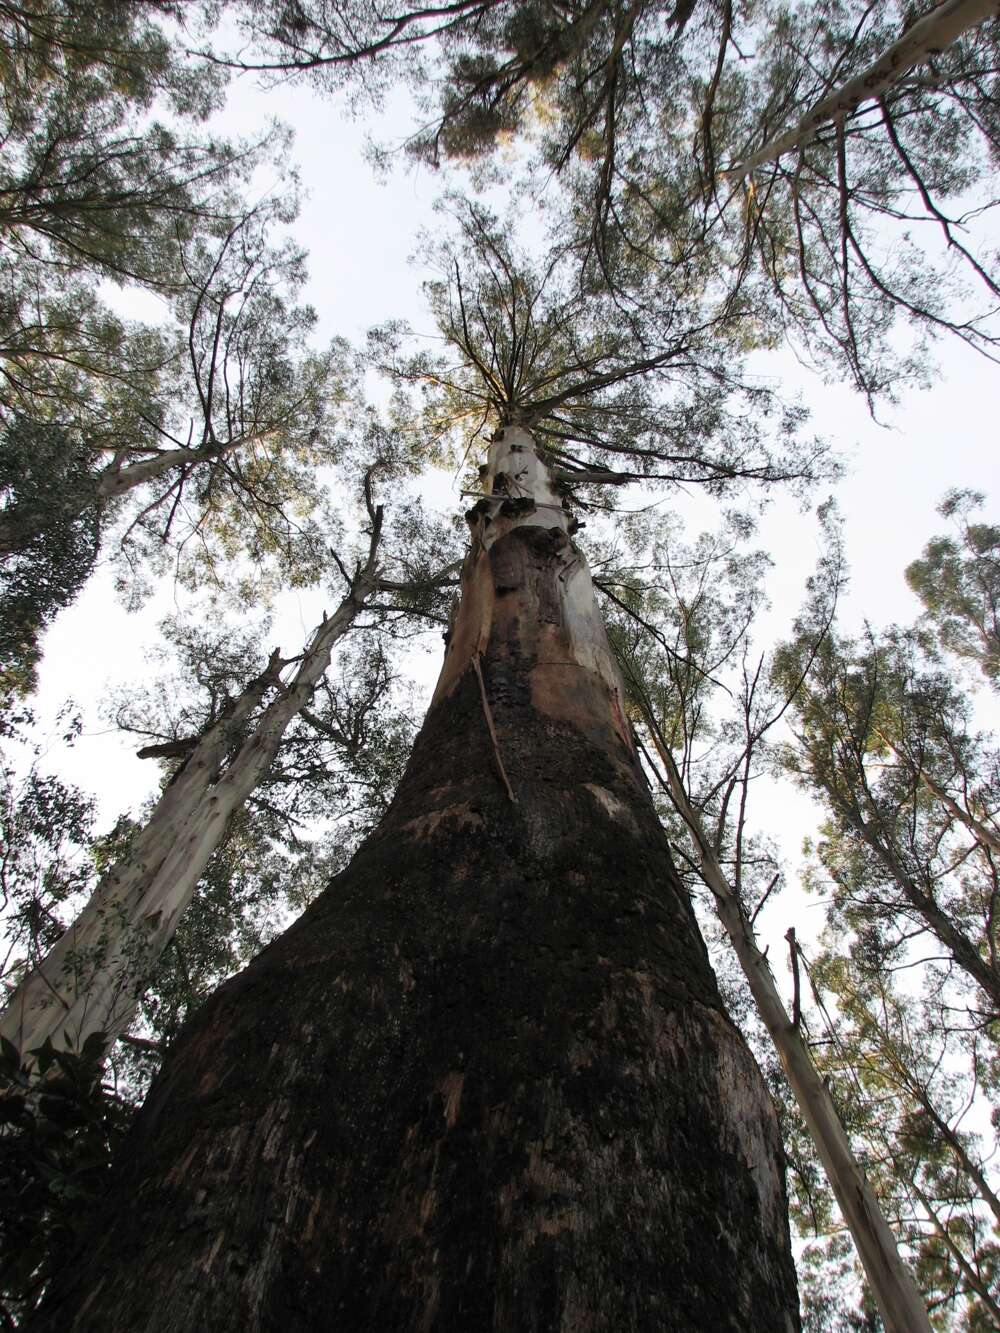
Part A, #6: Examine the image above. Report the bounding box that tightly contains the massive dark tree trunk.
[32,428,800,1331]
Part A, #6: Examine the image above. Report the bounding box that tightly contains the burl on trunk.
[34,427,800,1331]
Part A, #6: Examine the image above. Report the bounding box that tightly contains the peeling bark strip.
[726,0,1000,180]
[472,652,518,802]
[32,428,800,1331]
[0,516,382,1061]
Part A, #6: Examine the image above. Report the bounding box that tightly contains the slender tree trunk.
[0,434,255,554]
[0,537,379,1060]
[635,723,932,1333]
[30,424,800,1332]
[910,1179,1000,1325]
[726,0,1000,179]
[842,805,1000,1009]
[874,725,1000,858]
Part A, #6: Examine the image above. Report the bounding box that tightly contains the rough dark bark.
[32,488,800,1330]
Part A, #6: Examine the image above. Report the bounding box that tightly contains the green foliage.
[227,0,1000,401]
[773,493,1000,1328]
[372,198,827,500]
[0,416,100,697]
[776,617,1000,1010]
[0,0,351,618]
[0,1030,132,1325]
[0,751,96,995]
[906,490,1000,685]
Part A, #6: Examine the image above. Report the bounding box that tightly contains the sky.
[21,56,1000,975]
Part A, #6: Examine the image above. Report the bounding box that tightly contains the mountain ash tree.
[21,202,826,1333]
[773,496,1000,1327]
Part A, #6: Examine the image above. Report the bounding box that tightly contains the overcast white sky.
[24,67,1000,970]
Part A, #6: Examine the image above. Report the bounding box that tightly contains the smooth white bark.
[93,432,269,500]
[0,544,380,1060]
[0,430,272,554]
[644,730,932,1333]
[726,0,1000,179]
[433,422,626,712]
[873,724,1000,858]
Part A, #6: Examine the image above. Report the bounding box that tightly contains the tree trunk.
[726,0,1000,180]
[634,722,931,1333]
[30,426,800,1331]
[0,434,255,555]
[1,538,379,1061]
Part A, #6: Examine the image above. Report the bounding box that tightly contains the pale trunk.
[874,726,1000,859]
[644,733,932,1333]
[845,806,1000,1007]
[0,434,257,555]
[0,581,371,1059]
[30,425,800,1331]
[910,1178,1000,1323]
[726,0,1000,179]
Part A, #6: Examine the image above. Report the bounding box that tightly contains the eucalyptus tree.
[769,497,1000,1326]
[598,503,999,1329]
[801,950,1000,1329]
[0,504,453,1324]
[24,202,828,1332]
[535,0,1000,401]
[0,0,282,397]
[0,621,418,1052]
[0,0,351,660]
[0,206,346,693]
[595,512,932,1331]
[0,407,471,1064]
[0,465,389,1058]
[0,205,348,623]
[906,488,1000,685]
[710,1,1000,400]
[775,623,1000,1013]
[103,626,423,1060]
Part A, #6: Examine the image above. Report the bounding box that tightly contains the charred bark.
[32,435,800,1331]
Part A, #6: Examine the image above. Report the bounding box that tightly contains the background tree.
[0,439,463,1059]
[770,494,1000,1327]
[775,624,1000,1013]
[588,502,933,1330]
[0,0,359,660]
[906,489,1000,685]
